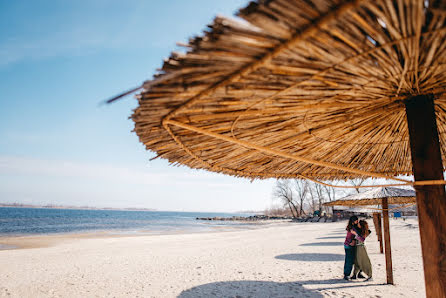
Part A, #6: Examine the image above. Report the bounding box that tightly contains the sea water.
[0,207,255,236]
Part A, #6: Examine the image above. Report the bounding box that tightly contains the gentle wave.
[0,207,256,236]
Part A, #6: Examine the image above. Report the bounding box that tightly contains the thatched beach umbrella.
[324,187,416,284]
[113,0,446,295]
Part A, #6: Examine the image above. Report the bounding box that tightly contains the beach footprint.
[1,287,11,297]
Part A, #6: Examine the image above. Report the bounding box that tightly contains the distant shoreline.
[0,204,263,214]
[0,204,157,212]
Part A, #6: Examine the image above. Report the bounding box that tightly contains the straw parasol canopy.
[129,0,446,182]
[324,187,416,207]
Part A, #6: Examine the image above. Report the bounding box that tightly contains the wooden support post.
[372,212,378,237]
[405,95,446,297]
[373,212,383,254]
[382,197,393,285]
[377,213,383,254]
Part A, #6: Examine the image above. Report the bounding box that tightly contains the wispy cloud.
[0,2,167,68]
[0,155,238,187]
[0,155,274,211]
[0,27,123,67]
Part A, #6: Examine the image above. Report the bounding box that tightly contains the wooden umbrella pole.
[405,95,446,297]
[372,213,378,252]
[377,213,383,254]
[382,197,393,284]
[373,212,384,254]
[372,212,378,234]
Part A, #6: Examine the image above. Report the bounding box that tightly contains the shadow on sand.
[177,279,386,297]
[178,280,322,297]
[300,242,343,246]
[275,253,344,262]
[316,236,345,240]
[327,232,346,236]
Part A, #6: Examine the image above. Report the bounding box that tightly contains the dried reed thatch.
[131,0,446,181]
[323,187,415,206]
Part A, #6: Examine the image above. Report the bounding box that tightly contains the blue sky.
[0,0,277,212]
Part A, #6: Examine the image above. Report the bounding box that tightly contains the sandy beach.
[0,219,424,297]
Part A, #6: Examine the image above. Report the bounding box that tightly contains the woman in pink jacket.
[343,216,363,280]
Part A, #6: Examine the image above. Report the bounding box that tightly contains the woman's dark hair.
[346,215,359,231]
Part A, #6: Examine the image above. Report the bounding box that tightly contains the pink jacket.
[344,228,365,246]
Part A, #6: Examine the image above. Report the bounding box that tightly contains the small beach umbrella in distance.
[109,0,446,295]
[324,186,416,284]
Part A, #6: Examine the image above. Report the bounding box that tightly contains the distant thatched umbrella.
[114,0,446,295]
[324,187,416,284]
[324,187,416,207]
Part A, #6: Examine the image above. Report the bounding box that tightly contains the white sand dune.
[0,219,424,297]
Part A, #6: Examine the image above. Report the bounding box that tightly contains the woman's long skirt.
[353,245,372,278]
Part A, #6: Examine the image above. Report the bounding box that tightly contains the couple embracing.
[343,215,372,281]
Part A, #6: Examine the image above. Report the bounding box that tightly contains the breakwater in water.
[196,215,293,221]
[196,215,334,222]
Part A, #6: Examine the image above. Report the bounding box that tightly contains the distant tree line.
[268,178,371,219]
